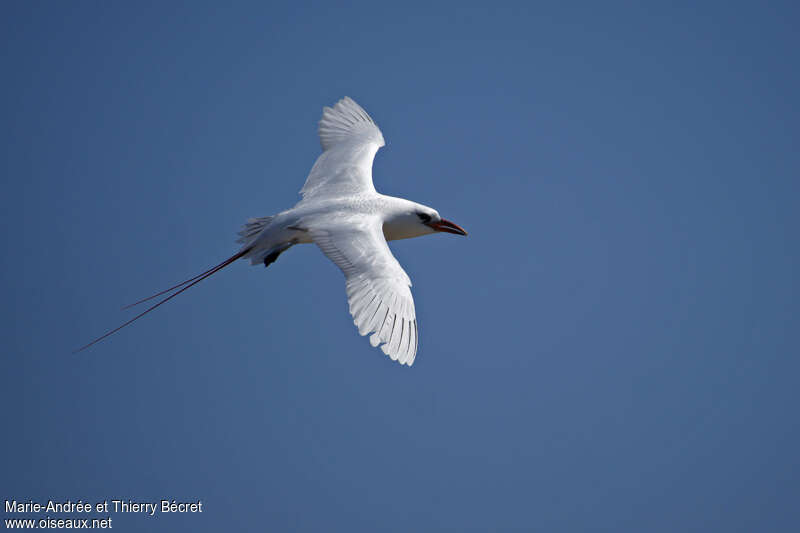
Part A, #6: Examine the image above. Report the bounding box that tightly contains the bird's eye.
[417,212,432,223]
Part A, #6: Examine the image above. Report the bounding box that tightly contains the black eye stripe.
[417,212,432,223]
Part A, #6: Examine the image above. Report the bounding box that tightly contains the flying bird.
[77,97,467,365]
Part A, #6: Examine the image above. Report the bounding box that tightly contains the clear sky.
[2,1,799,531]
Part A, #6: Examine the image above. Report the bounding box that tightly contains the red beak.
[428,218,468,236]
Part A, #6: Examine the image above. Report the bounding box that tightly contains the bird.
[77,97,467,365]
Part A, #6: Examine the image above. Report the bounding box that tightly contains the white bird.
[77,97,467,365]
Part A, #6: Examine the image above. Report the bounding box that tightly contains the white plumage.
[313,219,417,364]
[77,97,467,365]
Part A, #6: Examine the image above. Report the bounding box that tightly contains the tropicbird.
[77,97,467,365]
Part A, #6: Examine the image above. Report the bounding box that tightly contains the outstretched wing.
[300,97,386,201]
[311,216,418,365]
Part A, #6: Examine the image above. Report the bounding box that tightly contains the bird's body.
[240,194,435,257]
[78,97,466,365]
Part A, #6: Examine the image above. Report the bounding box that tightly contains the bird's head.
[415,208,468,236]
[383,201,468,241]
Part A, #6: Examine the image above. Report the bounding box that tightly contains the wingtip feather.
[317,96,385,151]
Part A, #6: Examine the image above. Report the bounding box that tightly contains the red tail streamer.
[74,248,251,353]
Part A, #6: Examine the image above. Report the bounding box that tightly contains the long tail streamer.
[120,253,245,310]
[74,248,251,353]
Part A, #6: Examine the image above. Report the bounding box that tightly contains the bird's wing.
[310,216,418,365]
[300,97,386,201]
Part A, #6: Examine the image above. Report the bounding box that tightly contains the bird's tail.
[236,215,274,246]
[74,246,252,353]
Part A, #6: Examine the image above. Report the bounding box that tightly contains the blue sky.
[2,1,799,531]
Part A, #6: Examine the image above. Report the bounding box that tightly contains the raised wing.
[300,97,386,201]
[311,216,418,365]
